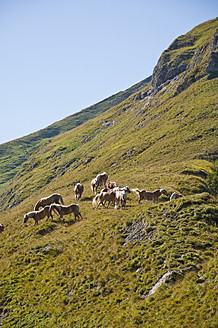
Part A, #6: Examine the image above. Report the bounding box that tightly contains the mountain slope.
[0,18,217,328]
[0,76,151,194]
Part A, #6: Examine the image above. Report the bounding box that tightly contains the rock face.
[206,29,218,76]
[150,19,218,95]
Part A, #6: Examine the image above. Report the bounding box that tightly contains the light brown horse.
[114,186,131,210]
[74,183,84,201]
[107,181,118,189]
[115,190,128,210]
[34,193,64,211]
[92,190,116,208]
[91,172,108,194]
[132,188,168,204]
[49,203,83,221]
[24,206,52,225]
[91,178,98,194]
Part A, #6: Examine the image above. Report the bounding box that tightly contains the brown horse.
[24,206,52,225]
[132,188,168,204]
[34,193,64,211]
[49,203,83,221]
[74,183,84,201]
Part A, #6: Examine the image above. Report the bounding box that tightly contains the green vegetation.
[0,18,217,327]
[0,76,151,194]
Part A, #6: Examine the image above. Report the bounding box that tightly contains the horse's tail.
[92,194,100,208]
[131,188,140,196]
[91,182,96,194]
[34,200,41,211]
[59,194,64,205]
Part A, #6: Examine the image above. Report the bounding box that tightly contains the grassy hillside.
[0,76,151,194]
[0,19,217,327]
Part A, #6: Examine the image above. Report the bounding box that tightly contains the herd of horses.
[21,171,183,226]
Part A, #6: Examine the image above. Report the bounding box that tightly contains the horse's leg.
[96,201,102,209]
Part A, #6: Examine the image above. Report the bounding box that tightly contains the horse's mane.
[34,199,41,210]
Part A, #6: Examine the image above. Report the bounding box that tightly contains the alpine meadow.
[0,18,217,327]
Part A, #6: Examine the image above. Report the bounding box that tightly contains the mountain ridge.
[0,76,151,193]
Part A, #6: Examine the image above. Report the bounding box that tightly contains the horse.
[0,224,4,233]
[49,203,83,221]
[113,186,131,193]
[114,186,131,210]
[115,190,127,210]
[96,172,108,189]
[91,172,108,194]
[34,193,64,211]
[92,190,116,209]
[170,192,183,201]
[91,178,98,194]
[74,183,84,201]
[107,181,118,189]
[132,188,168,204]
[24,206,52,225]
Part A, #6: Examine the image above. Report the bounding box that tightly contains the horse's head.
[160,189,168,196]
[123,186,131,193]
[24,214,28,223]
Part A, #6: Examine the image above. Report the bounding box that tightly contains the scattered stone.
[124,221,147,245]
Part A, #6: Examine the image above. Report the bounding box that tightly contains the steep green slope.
[1,75,217,210]
[0,18,217,328]
[0,76,151,194]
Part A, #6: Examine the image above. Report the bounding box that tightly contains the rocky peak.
[150,18,218,95]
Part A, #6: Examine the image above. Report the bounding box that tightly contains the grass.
[0,76,151,194]
[0,18,217,327]
[0,191,217,327]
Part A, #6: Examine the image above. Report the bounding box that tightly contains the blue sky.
[0,0,217,144]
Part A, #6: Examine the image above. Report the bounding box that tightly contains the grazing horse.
[115,190,127,210]
[114,187,131,210]
[113,186,131,193]
[24,206,52,225]
[91,172,108,194]
[92,190,116,209]
[49,203,83,221]
[170,192,183,201]
[34,193,64,211]
[96,172,108,188]
[74,183,84,201]
[0,224,4,233]
[132,188,168,204]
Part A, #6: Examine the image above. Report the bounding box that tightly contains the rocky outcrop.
[206,29,218,77]
[150,19,218,95]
